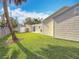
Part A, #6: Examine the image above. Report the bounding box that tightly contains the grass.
[1,33,79,59]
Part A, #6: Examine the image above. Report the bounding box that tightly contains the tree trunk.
[3,0,18,42]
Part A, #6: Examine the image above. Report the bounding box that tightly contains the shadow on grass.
[0,35,10,59]
[0,46,9,59]
[16,42,43,59]
[9,50,19,59]
[37,45,79,59]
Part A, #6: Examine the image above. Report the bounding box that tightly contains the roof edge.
[43,3,79,22]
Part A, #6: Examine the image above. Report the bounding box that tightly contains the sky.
[0,0,79,23]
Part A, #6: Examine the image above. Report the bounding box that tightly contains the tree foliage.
[33,18,41,24]
[0,0,26,41]
[10,17,18,28]
[24,17,42,25]
[0,20,5,27]
[24,17,33,25]
[0,0,26,5]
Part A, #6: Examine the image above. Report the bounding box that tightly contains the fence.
[0,27,10,38]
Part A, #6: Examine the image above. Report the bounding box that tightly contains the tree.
[24,17,42,25]
[0,0,26,42]
[24,17,33,25]
[10,17,18,28]
[33,18,41,24]
[0,20,5,28]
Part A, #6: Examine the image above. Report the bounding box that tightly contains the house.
[17,24,26,33]
[25,24,43,33]
[25,24,32,32]
[42,16,54,36]
[31,24,43,33]
[43,3,79,41]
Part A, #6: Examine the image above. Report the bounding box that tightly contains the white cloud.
[0,7,49,24]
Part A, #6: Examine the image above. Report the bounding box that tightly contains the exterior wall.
[25,24,43,33]
[17,25,26,33]
[42,4,79,40]
[19,27,26,32]
[0,27,10,38]
[54,5,79,41]
[43,18,53,36]
[26,25,32,32]
[55,16,79,41]
[32,24,43,33]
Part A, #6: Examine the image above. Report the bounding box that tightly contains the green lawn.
[1,33,79,59]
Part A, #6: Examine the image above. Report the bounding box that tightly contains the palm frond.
[14,0,26,5]
[0,0,26,5]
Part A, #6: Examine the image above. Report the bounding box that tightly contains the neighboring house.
[31,24,43,33]
[16,23,43,33]
[17,24,26,33]
[43,3,79,41]
[25,24,43,33]
[25,24,32,32]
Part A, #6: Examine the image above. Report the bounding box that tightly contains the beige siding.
[32,24,43,33]
[43,18,53,36]
[55,16,79,41]
[26,25,32,32]
[54,5,79,41]
[43,4,79,41]
[25,24,43,33]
